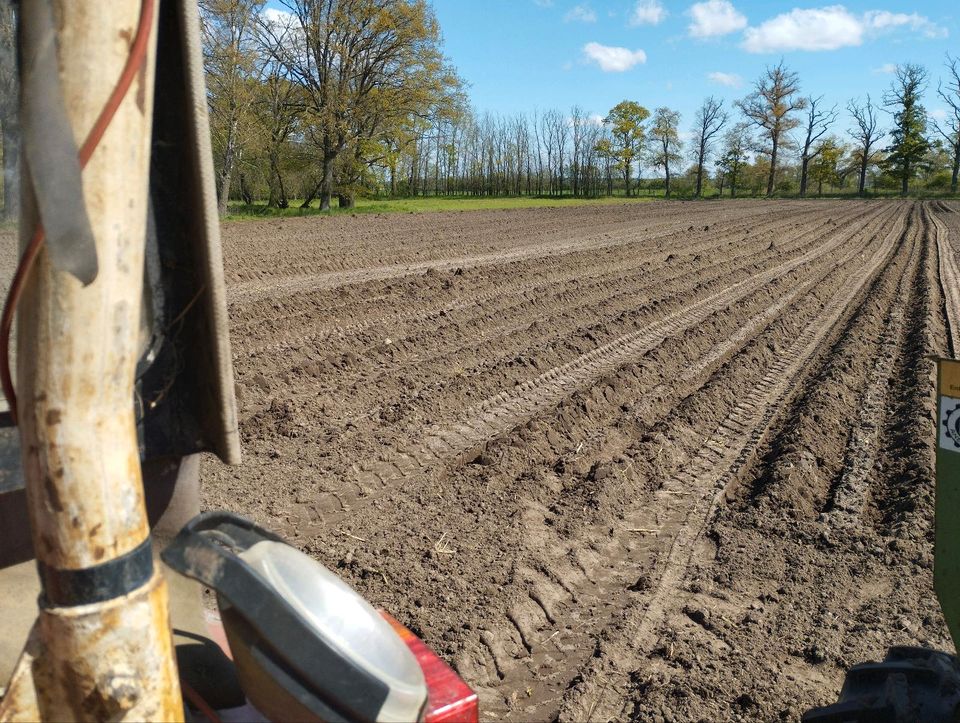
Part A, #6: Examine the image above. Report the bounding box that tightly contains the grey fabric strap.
[178,0,241,464]
[19,0,98,285]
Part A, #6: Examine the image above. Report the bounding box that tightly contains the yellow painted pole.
[3,1,184,720]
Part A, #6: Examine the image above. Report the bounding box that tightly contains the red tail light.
[381,612,479,723]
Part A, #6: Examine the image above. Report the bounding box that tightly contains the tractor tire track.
[825,206,922,528]
[558,202,905,722]
[932,202,960,354]
[326,204,888,515]
[436,202,901,719]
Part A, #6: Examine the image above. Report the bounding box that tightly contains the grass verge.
[224,194,659,220]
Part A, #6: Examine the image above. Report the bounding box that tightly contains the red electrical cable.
[0,0,156,424]
[181,679,224,723]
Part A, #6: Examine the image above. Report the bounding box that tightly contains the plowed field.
[207,200,959,721]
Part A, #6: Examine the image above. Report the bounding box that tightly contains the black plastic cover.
[161,511,392,723]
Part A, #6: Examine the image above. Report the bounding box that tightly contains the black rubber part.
[803,646,960,722]
[162,511,392,722]
[38,537,154,607]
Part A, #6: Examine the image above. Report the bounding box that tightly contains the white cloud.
[931,108,949,121]
[687,0,747,38]
[873,63,898,74]
[742,6,862,52]
[261,7,297,30]
[742,6,948,53]
[630,0,667,26]
[582,42,647,72]
[864,10,947,38]
[707,71,742,87]
[589,113,606,126]
[565,4,597,23]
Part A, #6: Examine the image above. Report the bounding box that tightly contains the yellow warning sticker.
[940,360,960,452]
[941,358,960,397]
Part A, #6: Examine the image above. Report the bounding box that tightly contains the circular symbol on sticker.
[944,403,960,449]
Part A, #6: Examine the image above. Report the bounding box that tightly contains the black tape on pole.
[37,537,154,607]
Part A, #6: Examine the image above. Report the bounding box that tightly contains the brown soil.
[204,200,957,721]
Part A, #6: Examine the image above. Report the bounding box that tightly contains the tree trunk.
[664,161,671,199]
[951,146,959,195]
[624,165,631,197]
[731,175,737,199]
[717,174,724,197]
[320,150,336,211]
[1,117,19,221]
[695,152,704,198]
[276,168,288,209]
[238,172,253,205]
[766,136,778,197]
[301,181,320,209]
[217,115,238,217]
[433,134,440,197]
[858,155,868,196]
[901,161,910,197]
[267,150,288,209]
[799,156,810,197]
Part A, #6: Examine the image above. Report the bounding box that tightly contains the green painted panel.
[935,358,960,653]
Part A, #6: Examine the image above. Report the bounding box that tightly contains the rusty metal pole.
[2,1,184,720]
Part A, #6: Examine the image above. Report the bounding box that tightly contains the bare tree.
[553,111,569,197]
[847,95,882,196]
[934,54,960,194]
[797,96,838,197]
[736,60,806,196]
[540,109,557,195]
[691,96,727,198]
[570,106,586,197]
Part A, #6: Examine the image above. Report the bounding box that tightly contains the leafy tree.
[264,0,457,211]
[810,137,844,196]
[847,95,882,196]
[200,0,265,217]
[603,100,650,197]
[691,96,727,198]
[251,61,305,208]
[715,123,752,198]
[736,60,806,196]
[922,139,953,189]
[650,107,682,198]
[933,54,960,194]
[883,63,931,196]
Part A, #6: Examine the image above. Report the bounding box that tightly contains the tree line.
[1,1,960,221]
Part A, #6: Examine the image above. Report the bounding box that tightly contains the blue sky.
[430,0,958,134]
